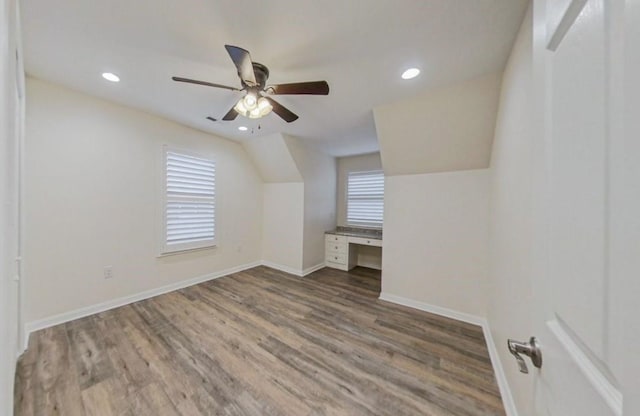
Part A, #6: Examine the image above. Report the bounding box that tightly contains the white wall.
[374,72,501,176]
[487,5,534,413]
[244,133,336,274]
[243,133,306,272]
[381,170,490,317]
[336,152,382,226]
[24,78,264,323]
[374,69,498,317]
[285,136,337,271]
[242,133,302,183]
[0,0,21,412]
[262,183,304,271]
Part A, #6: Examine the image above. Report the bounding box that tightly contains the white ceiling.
[21,0,528,157]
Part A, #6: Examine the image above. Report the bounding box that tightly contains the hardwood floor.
[14,266,505,416]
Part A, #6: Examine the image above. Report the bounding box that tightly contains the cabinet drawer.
[325,253,347,265]
[348,236,383,247]
[325,234,347,243]
[326,241,347,254]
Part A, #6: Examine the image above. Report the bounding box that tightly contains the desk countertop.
[325,226,382,240]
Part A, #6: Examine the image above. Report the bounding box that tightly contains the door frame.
[13,0,25,355]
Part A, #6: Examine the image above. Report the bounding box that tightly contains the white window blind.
[164,149,216,252]
[347,170,384,228]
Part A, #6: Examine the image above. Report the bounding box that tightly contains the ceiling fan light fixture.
[243,92,258,109]
[255,97,273,117]
[235,95,273,119]
[234,99,248,114]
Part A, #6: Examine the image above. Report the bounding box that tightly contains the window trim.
[346,169,384,229]
[160,145,216,255]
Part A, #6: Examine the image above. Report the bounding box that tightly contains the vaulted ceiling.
[21,0,529,156]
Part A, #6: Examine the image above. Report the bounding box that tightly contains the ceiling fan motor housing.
[244,62,269,90]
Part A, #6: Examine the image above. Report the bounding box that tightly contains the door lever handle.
[507,337,542,374]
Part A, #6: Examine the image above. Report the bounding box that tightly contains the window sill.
[157,244,217,258]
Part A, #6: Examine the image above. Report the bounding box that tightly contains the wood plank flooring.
[14,266,505,416]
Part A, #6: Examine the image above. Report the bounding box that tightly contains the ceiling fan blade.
[265,97,299,123]
[266,81,329,95]
[222,106,238,121]
[224,45,257,87]
[172,76,240,91]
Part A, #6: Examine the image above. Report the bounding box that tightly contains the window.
[347,170,384,228]
[162,148,216,253]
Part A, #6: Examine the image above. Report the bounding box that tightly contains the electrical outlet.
[104,266,113,279]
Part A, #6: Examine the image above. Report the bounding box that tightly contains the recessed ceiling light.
[401,68,420,80]
[102,72,120,82]
[238,126,248,131]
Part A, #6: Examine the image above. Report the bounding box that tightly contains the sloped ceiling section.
[282,134,334,183]
[374,71,502,176]
[242,133,302,183]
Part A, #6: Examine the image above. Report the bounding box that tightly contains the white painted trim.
[21,259,326,351]
[482,321,519,416]
[156,244,217,258]
[378,292,485,326]
[301,262,326,276]
[22,261,261,350]
[260,261,304,276]
[259,260,325,277]
[547,319,622,416]
[16,0,26,363]
[378,292,519,416]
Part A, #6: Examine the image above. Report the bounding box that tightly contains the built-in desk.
[325,227,382,271]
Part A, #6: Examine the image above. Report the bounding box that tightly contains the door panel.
[548,0,606,359]
[537,323,617,416]
[533,0,622,414]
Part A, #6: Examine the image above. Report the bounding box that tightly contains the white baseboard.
[482,320,519,416]
[260,260,325,277]
[260,261,303,276]
[378,292,485,326]
[21,260,325,351]
[378,292,518,416]
[22,261,261,351]
[301,262,326,276]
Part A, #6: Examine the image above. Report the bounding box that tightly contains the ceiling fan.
[172,45,330,123]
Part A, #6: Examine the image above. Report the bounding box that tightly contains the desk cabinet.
[325,234,355,271]
[325,233,382,271]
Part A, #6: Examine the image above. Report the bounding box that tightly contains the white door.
[530,0,635,414]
